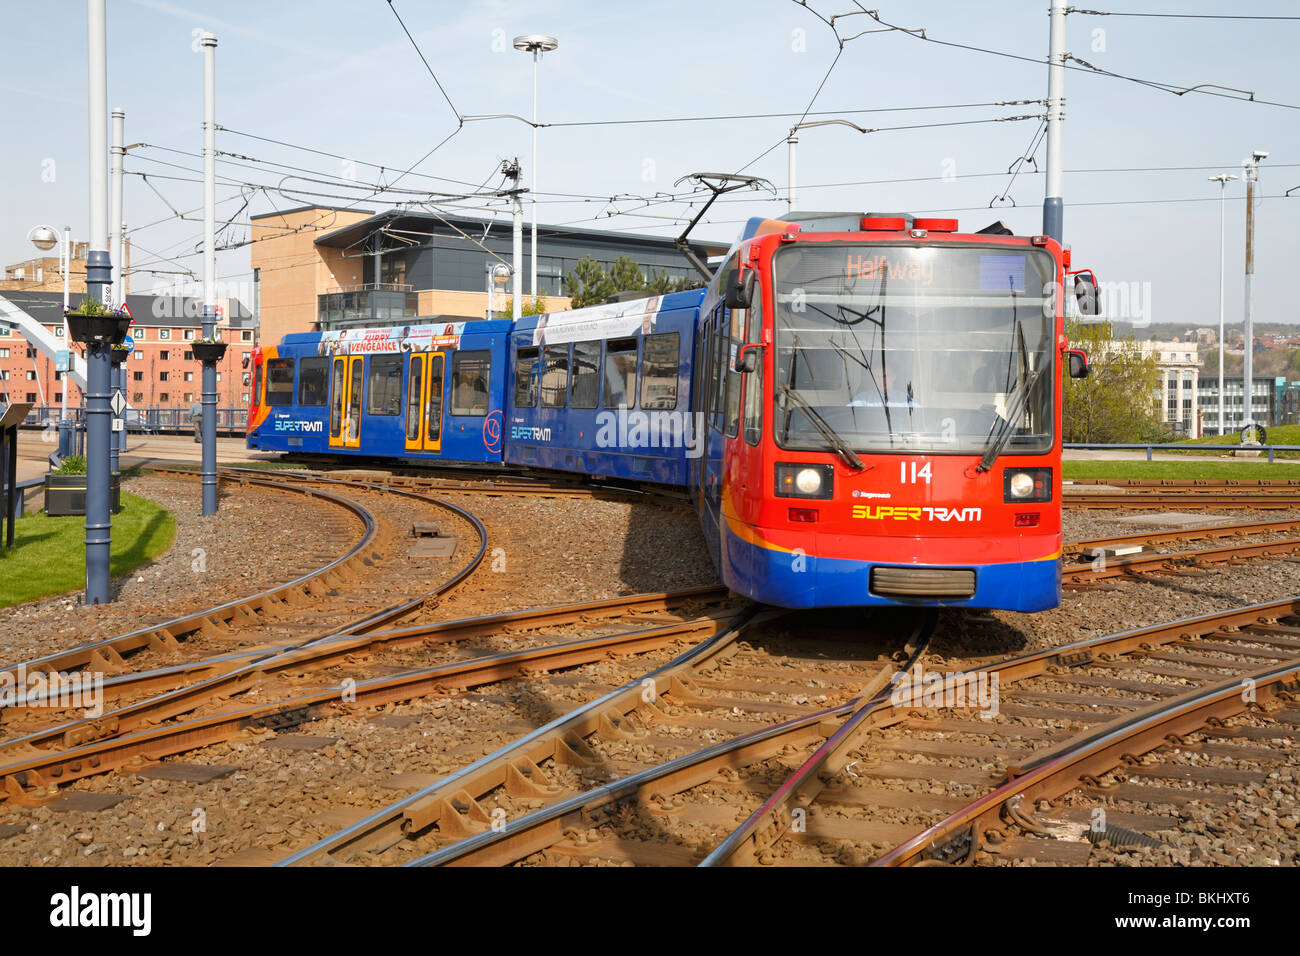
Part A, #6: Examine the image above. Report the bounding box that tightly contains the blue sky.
[1,0,1297,329]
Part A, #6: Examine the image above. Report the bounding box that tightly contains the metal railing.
[1065,442,1300,463]
[18,405,248,437]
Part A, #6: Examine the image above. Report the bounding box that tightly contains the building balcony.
[318,284,419,330]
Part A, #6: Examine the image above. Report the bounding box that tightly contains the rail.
[18,404,248,436]
[1064,441,1300,463]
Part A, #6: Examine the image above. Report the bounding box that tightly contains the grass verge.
[0,492,177,608]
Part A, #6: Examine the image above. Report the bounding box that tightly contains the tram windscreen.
[772,244,1056,456]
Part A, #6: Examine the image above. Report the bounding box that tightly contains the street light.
[513,33,558,300]
[486,261,512,318]
[1209,174,1237,436]
[786,119,873,211]
[28,223,73,422]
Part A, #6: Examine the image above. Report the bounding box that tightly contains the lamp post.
[82,0,114,606]
[199,32,219,516]
[785,119,873,212]
[1242,150,1267,437]
[28,224,72,423]
[513,34,557,301]
[1209,174,1237,436]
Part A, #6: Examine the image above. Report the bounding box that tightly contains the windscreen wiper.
[778,385,865,471]
[975,367,1039,473]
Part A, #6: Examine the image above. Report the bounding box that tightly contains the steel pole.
[84,0,112,605]
[1042,0,1067,244]
[787,133,798,212]
[512,189,523,319]
[60,226,70,422]
[1242,155,1262,433]
[110,109,124,301]
[1217,180,1227,436]
[529,49,539,300]
[110,108,125,464]
[201,33,218,515]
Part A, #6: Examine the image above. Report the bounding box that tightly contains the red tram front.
[694,213,1091,612]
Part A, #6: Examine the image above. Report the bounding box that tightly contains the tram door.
[329,355,363,449]
[403,351,446,454]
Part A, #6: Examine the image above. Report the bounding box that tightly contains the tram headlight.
[1003,468,1052,503]
[776,463,834,500]
[796,468,822,494]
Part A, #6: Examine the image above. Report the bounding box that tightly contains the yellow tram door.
[403,352,446,454]
[329,355,363,449]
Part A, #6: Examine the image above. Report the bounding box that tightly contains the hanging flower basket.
[192,339,228,363]
[65,299,132,347]
[108,343,130,365]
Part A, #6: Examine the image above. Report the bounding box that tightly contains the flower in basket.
[64,297,133,347]
[64,296,129,320]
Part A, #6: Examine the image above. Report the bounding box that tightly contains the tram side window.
[640,332,679,410]
[709,324,725,429]
[450,350,492,416]
[252,363,262,407]
[514,347,539,408]
[265,358,295,406]
[603,338,638,409]
[541,344,570,408]
[725,333,741,439]
[366,355,403,415]
[570,341,601,410]
[329,360,345,437]
[298,357,329,406]
[742,294,764,446]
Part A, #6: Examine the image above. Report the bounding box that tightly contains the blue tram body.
[247,320,512,465]
[504,290,704,485]
[248,212,1084,614]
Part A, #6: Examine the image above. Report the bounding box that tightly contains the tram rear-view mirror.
[1066,349,1090,379]
[724,269,756,310]
[735,346,760,374]
[1074,270,1101,316]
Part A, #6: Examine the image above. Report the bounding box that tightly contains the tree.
[1063,318,1167,443]
[497,294,549,319]
[562,255,702,308]
[562,256,616,308]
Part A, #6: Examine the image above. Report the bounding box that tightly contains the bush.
[53,455,86,476]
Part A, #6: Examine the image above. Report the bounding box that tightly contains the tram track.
[296,596,1300,868]
[0,588,734,806]
[710,597,1300,867]
[278,608,928,866]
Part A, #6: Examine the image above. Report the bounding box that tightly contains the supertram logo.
[273,419,324,433]
[852,505,982,522]
[511,425,552,442]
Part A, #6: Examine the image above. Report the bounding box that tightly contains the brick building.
[0,290,256,412]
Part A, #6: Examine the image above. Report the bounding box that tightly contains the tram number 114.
[900,461,932,485]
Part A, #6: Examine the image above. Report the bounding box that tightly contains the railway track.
[1063,517,1300,588]
[278,608,930,866]
[0,587,735,812]
[706,597,1300,867]
[282,595,1300,868]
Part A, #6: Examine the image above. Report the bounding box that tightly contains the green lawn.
[1162,425,1300,459]
[0,492,176,607]
[1063,459,1300,481]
